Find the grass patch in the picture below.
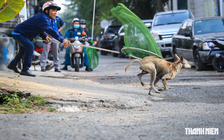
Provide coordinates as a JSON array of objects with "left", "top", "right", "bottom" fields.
[{"left": 0, "top": 89, "right": 56, "bottom": 114}]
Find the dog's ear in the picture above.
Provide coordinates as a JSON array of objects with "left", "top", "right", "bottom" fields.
[
  {"left": 180, "top": 56, "right": 183, "bottom": 61},
  {"left": 175, "top": 54, "right": 180, "bottom": 60}
]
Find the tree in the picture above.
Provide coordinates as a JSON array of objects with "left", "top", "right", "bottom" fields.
[{"left": 0, "top": 0, "right": 25, "bottom": 22}]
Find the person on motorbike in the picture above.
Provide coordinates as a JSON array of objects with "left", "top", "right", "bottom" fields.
[
  {"left": 7, "top": 1, "right": 70, "bottom": 77},
  {"left": 40, "top": 9, "right": 65, "bottom": 72},
  {"left": 80, "top": 19, "right": 89, "bottom": 36},
  {"left": 61, "top": 18, "right": 92, "bottom": 72}
]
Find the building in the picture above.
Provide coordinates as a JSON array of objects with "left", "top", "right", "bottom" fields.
[{"left": 167, "top": 0, "right": 223, "bottom": 17}]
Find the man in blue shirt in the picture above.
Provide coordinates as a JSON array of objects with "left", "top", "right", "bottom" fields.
[
  {"left": 40, "top": 15, "right": 66, "bottom": 72},
  {"left": 7, "top": 1, "right": 70, "bottom": 77},
  {"left": 56, "top": 16, "right": 66, "bottom": 51},
  {"left": 56, "top": 16, "right": 66, "bottom": 36},
  {"left": 61, "top": 18, "right": 92, "bottom": 72}
]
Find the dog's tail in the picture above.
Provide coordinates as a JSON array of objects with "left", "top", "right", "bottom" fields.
[{"left": 125, "top": 59, "right": 142, "bottom": 72}]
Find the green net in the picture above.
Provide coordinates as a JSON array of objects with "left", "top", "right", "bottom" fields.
[
  {"left": 86, "top": 40, "right": 99, "bottom": 69},
  {"left": 111, "top": 3, "right": 163, "bottom": 59}
]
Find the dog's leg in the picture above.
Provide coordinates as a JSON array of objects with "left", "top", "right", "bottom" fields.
[
  {"left": 160, "top": 74, "right": 171, "bottom": 91},
  {"left": 149, "top": 77, "right": 161, "bottom": 94},
  {"left": 154, "top": 77, "right": 160, "bottom": 86},
  {"left": 137, "top": 72, "right": 148, "bottom": 86},
  {"left": 148, "top": 66, "right": 160, "bottom": 95}
]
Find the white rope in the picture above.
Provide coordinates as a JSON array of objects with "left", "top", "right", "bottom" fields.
[
  {"left": 37, "top": 40, "right": 174, "bottom": 60},
  {"left": 37, "top": 39, "right": 120, "bottom": 54},
  {"left": 121, "top": 47, "right": 163, "bottom": 59}
]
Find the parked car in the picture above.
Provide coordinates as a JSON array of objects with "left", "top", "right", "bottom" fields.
[
  {"left": 112, "top": 19, "right": 153, "bottom": 58},
  {"left": 150, "top": 10, "right": 194, "bottom": 58},
  {"left": 142, "top": 19, "right": 153, "bottom": 31},
  {"left": 171, "top": 16, "right": 224, "bottom": 71},
  {"left": 100, "top": 25, "right": 122, "bottom": 55}
]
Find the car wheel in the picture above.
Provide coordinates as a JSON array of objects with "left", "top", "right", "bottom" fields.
[
  {"left": 193, "top": 48, "right": 206, "bottom": 71},
  {"left": 212, "top": 56, "right": 224, "bottom": 72},
  {"left": 118, "top": 41, "right": 126, "bottom": 58},
  {"left": 112, "top": 45, "right": 119, "bottom": 57},
  {"left": 100, "top": 43, "right": 108, "bottom": 55},
  {"left": 119, "top": 49, "right": 126, "bottom": 58},
  {"left": 113, "top": 53, "right": 119, "bottom": 57},
  {"left": 172, "top": 47, "right": 177, "bottom": 62},
  {"left": 101, "top": 50, "right": 108, "bottom": 55}
]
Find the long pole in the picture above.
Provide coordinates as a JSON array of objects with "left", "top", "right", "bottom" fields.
[
  {"left": 91, "top": 0, "right": 96, "bottom": 39},
  {"left": 37, "top": 39, "right": 119, "bottom": 54}
]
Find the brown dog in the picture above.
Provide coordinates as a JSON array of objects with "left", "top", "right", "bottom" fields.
[{"left": 125, "top": 54, "right": 191, "bottom": 95}]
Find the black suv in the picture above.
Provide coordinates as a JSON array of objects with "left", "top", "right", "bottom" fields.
[
  {"left": 171, "top": 16, "right": 224, "bottom": 71},
  {"left": 100, "top": 25, "right": 122, "bottom": 55}
]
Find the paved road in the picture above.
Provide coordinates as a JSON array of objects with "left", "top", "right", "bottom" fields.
[{"left": 0, "top": 51, "right": 224, "bottom": 140}]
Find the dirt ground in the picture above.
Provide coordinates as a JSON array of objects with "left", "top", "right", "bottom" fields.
[{"left": 0, "top": 53, "right": 224, "bottom": 139}]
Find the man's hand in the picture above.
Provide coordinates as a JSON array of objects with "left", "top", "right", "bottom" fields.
[
  {"left": 45, "top": 36, "right": 51, "bottom": 43},
  {"left": 63, "top": 39, "right": 70, "bottom": 48},
  {"left": 58, "top": 27, "right": 63, "bottom": 32},
  {"left": 84, "top": 38, "right": 88, "bottom": 41},
  {"left": 69, "top": 38, "right": 76, "bottom": 41}
]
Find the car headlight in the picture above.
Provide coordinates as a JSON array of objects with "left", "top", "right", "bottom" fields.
[
  {"left": 202, "top": 42, "right": 214, "bottom": 50},
  {"left": 151, "top": 33, "right": 160, "bottom": 41}
]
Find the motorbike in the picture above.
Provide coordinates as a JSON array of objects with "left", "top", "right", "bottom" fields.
[
  {"left": 17, "top": 40, "right": 54, "bottom": 71},
  {"left": 69, "top": 36, "right": 86, "bottom": 72},
  {"left": 33, "top": 40, "right": 53, "bottom": 60},
  {"left": 31, "top": 50, "right": 54, "bottom": 71},
  {"left": 207, "top": 38, "right": 224, "bottom": 72}
]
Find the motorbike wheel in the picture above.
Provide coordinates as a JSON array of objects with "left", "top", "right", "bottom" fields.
[
  {"left": 74, "top": 57, "right": 80, "bottom": 72},
  {"left": 212, "top": 56, "right": 224, "bottom": 72},
  {"left": 193, "top": 49, "right": 206, "bottom": 71}
]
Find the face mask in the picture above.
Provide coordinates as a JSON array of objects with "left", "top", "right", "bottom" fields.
[
  {"left": 74, "top": 25, "right": 80, "bottom": 28},
  {"left": 81, "top": 25, "right": 86, "bottom": 28}
]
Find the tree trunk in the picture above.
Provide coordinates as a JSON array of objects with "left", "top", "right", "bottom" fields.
[{"left": 157, "top": 0, "right": 164, "bottom": 12}]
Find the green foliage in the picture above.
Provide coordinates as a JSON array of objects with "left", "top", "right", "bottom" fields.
[
  {"left": 0, "top": 0, "right": 25, "bottom": 22},
  {"left": 0, "top": 74, "right": 55, "bottom": 114},
  {"left": 63, "top": 0, "right": 168, "bottom": 37},
  {"left": 0, "top": 92, "right": 49, "bottom": 114},
  {"left": 47, "top": 107, "right": 56, "bottom": 112}
]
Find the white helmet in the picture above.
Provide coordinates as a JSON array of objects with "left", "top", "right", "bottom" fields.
[
  {"left": 42, "top": 1, "right": 61, "bottom": 12},
  {"left": 72, "top": 18, "right": 79, "bottom": 23}
]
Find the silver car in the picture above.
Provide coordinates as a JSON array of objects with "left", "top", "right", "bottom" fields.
[{"left": 151, "top": 10, "right": 194, "bottom": 58}]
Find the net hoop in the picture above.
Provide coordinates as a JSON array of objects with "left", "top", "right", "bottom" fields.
[{"left": 121, "top": 47, "right": 163, "bottom": 59}]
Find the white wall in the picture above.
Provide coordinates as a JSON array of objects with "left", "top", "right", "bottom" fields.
[{"left": 19, "top": 0, "right": 27, "bottom": 22}]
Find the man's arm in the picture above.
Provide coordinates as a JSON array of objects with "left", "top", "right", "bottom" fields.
[
  {"left": 58, "top": 22, "right": 66, "bottom": 32},
  {"left": 38, "top": 18, "right": 64, "bottom": 43}
]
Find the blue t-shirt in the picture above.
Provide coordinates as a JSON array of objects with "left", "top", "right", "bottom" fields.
[{"left": 50, "top": 19, "right": 58, "bottom": 32}]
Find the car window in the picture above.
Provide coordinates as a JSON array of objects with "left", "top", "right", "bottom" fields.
[
  {"left": 186, "top": 20, "right": 193, "bottom": 33},
  {"left": 107, "top": 26, "right": 121, "bottom": 33},
  {"left": 153, "top": 12, "right": 191, "bottom": 26},
  {"left": 194, "top": 18, "right": 224, "bottom": 35},
  {"left": 120, "top": 28, "right": 124, "bottom": 33},
  {"left": 144, "top": 22, "right": 152, "bottom": 30},
  {"left": 177, "top": 20, "right": 188, "bottom": 35}
]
